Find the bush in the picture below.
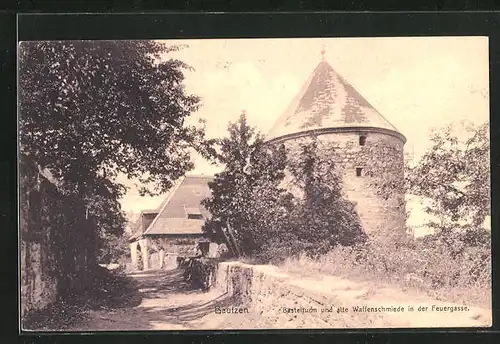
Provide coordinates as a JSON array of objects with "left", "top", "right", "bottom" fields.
[
  {"left": 250, "top": 140, "right": 368, "bottom": 262},
  {"left": 255, "top": 235, "right": 314, "bottom": 264},
  {"left": 280, "top": 227, "right": 491, "bottom": 306}
]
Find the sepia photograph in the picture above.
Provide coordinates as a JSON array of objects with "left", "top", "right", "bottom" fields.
[{"left": 18, "top": 36, "right": 491, "bottom": 331}]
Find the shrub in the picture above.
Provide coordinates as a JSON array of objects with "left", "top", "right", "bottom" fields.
[
  {"left": 204, "top": 119, "right": 367, "bottom": 260},
  {"left": 280, "top": 227, "right": 491, "bottom": 306}
]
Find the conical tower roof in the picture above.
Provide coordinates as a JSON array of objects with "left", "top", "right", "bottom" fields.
[{"left": 266, "top": 59, "right": 405, "bottom": 143}]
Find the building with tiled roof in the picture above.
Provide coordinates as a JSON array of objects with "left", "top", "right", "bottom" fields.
[
  {"left": 129, "top": 175, "right": 214, "bottom": 270},
  {"left": 265, "top": 51, "right": 407, "bottom": 236}
]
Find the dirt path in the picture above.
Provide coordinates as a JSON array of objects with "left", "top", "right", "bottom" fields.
[
  {"left": 65, "top": 266, "right": 491, "bottom": 331},
  {"left": 68, "top": 268, "right": 260, "bottom": 331}
]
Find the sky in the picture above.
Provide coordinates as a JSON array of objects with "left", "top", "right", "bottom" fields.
[{"left": 118, "top": 37, "right": 490, "bottom": 234}]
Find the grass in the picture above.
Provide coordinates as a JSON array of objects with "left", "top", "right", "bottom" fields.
[{"left": 278, "top": 234, "right": 491, "bottom": 309}]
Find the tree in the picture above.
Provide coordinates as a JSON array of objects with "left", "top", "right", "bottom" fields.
[
  {"left": 19, "top": 40, "right": 215, "bottom": 197},
  {"left": 204, "top": 116, "right": 366, "bottom": 261},
  {"left": 287, "top": 139, "right": 367, "bottom": 256},
  {"left": 406, "top": 121, "right": 490, "bottom": 232},
  {"left": 19, "top": 40, "right": 215, "bottom": 258},
  {"left": 244, "top": 140, "right": 293, "bottom": 254},
  {"left": 403, "top": 122, "right": 491, "bottom": 288},
  {"left": 201, "top": 113, "right": 291, "bottom": 256}
]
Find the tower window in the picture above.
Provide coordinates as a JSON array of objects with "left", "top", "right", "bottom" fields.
[
  {"left": 356, "top": 168, "right": 363, "bottom": 177},
  {"left": 187, "top": 213, "right": 203, "bottom": 220},
  {"left": 359, "top": 135, "right": 366, "bottom": 146}
]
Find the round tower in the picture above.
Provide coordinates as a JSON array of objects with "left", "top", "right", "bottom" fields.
[{"left": 265, "top": 53, "right": 407, "bottom": 236}]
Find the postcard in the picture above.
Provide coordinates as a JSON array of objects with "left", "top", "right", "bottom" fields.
[{"left": 19, "top": 36, "right": 491, "bottom": 331}]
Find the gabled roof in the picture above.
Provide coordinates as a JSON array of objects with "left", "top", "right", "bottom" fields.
[
  {"left": 141, "top": 175, "right": 214, "bottom": 237},
  {"left": 266, "top": 59, "right": 405, "bottom": 142}
]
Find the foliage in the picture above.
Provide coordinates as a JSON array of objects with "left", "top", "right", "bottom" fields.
[
  {"left": 19, "top": 40, "right": 214, "bottom": 263},
  {"left": 183, "top": 257, "right": 219, "bottom": 291},
  {"left": 202, "top": 113, "right": 291, "bottom": 256},
  {"left": 286, "top": 139, "right": 367, "bottom": 256},
  {"left": 19, "top": 40, "right": 215, "bottom": 199},
  {"left": 281, "top": 230, "right": 491, "bottom": 307},
  {"left": 406, "top": 121, "right": 490, "bottom": 229},
  {"left": 201, "top": 113, "right": 258, "bottom": 244},
  {"left": 204, "top": 117, "right": 366, "bottom": 261},
  {"left": 19, "top": 155, "right": 97, "bottom": 303},
  {"left": 404, "top": 121, "right": 490, "bottom": 279},
  {"left": 96, "top": 229, "right": 130, "bottom": 265}
]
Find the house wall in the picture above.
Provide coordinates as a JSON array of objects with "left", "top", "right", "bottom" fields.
[
  {"left": 20, "top": 157, "right": 94, "bottom": 322},
  {"left": 130, "top": 236, "right": 206, "bottom": 271},
  {"left": 150, "top": 236, "right": 203, "bottom": 252},
  {"left": 271, "top": 129, "right": 406, "bottom": 236}
]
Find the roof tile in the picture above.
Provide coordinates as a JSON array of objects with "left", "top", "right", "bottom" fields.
[
  {"left": 266, "top": 60, "right": 402, "bottom": 141},
  {"left": 142, "top": 175, "right": 214, "bottom": 236}
]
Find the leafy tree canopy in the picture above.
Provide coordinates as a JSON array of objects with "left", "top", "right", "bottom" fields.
[
  {"left": 19, "top": 40, "right": 215, "bottom": 201},
  {"left": 202, "top": 113, "right": 290, "bottom": 255},
  {"left": 406, "top": 121, "right": 490, "bottom": 230},
  {"left": 287, "top": 139, "right": 367, "bottom": 253}
]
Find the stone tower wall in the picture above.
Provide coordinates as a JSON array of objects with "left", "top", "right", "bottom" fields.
[{"left": 271, "top": 129, "right": 406, "bottom": 237}]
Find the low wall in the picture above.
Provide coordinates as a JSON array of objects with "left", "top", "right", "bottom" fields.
[
  {"left": 207, "top": 261, "right": 491, "bottom": 328},
  {"left": 212, "top": 262, "right": 361, "bottom": 327}
]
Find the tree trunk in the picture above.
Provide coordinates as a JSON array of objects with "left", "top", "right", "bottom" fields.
[{"left": 226, "top": 220, "right": 243, "bottom": 258}]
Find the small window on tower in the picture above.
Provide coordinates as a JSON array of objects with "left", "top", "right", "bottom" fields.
[
  {"left": 359, "top": 135, "right": 366, "bottom": 146},
  {"left": 185, "top": 206, "right": 203, "bottom": 220},
  {"left": 356, "top": 168, "right": 363, "bottom": 177}
]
